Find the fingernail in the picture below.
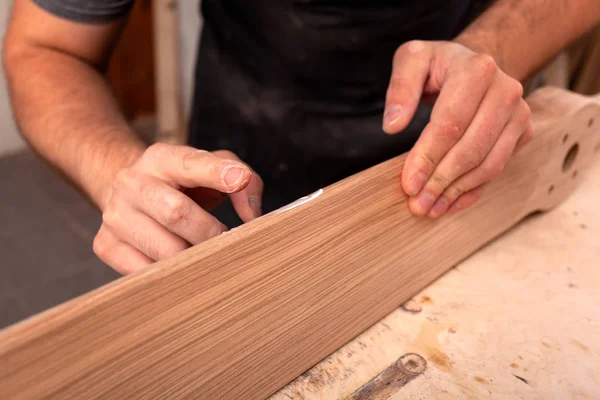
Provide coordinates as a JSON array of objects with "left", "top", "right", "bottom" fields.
[
  {"left": 416, "top": 192, "right": 436, "bottom": 215},
  {"left": 248, "top": 195, "right": 262, "bottom": 218},
  {"left": 407, "top": 172, "right": 427, "bottom": 196},
  {"left": 221, "top": 165, "right": 246, "bottom": 189},
  {"left": 383, "top": 105, "right": 403, "bottom": 129},
  {"left": 429, "top": 196, "right": 448, "bottom": 218}
]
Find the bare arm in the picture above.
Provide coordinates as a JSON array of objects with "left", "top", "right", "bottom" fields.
[
  {"left": 3, "top": 0, "right": 144, "bottom": 209},
  {"left": 455, "top": 0, "right": 600, "bottom": 81},
  {"left": 3, "top": 0, "right": 263, "bottom": 274}
]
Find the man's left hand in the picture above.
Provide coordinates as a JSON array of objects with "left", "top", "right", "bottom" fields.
[{"left": 383, "top": 40, "right": 533, "bottom": 217}]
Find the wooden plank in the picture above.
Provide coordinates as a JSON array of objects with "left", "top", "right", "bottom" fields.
[
  {"left": 274, "top": 155, "right": 600, "bottom": 400},
  {"left": 152, "top": 0, "right": 186, "bottom": 144},
  {"left": 0, "top": 87, "right": 598, "bottom": 399}
]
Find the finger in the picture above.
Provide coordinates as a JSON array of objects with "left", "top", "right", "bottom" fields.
[
  {"left": 124, "top": 175, "right": 228, "bottom": 245},
  {"left": 513, "top": 123, "right": 534, "bottom": 154},
  {"left": 425, "top": 100, "right": 530, "bottom": 218},
  {"left": 213, "top": 150, "right": 265, "bottom": 222},
  {"left": 383, "top": 40, "right": 433, "bottom": 134},
  {"left": 446, "top": 185, "right": 487, "bottom": 215},
  {"left": 402, "top": 54, "right": 497, "bottom": 197},
  {"left": 103, "top": 200, "right": 192, "bottom": 261},
  {"left": 141, "top": 143, "right": 253, "bottom": 193},
  {"left": 230, "top": 175, "right": 264, "bottom": 222},
  {"left": 412, "top": 74, "right": 523, "bottom": 216},
  {"left": 93, "top": 225, "right": 153, "bottom": 275}
]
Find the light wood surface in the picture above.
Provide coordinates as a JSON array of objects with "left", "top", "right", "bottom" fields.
[
  {"left": 274, "top": 148, "right": 600, "bottom": 400},
  {"left": 0, "top": 87, "right": 598, "bottom": 399}
]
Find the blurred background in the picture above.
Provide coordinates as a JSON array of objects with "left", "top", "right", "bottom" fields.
[{"left": 0, "top": 0, "right": 598, "bottom": 330}]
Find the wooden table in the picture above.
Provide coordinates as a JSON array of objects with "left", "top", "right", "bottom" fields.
[{"left": 273, "top": 160, "right": 600, "bottom": 399}]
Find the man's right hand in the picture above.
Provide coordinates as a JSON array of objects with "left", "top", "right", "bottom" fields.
[{"left": 93, "top": 143, "right": 263, "bottom": 275}]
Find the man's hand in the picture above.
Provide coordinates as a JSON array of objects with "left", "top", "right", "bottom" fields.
[
  {"left": 93, "top": 144, "right": 263, "bottom": 274},
  {"left": 383, "top": 40, "right": 533, "bottom": 218}
]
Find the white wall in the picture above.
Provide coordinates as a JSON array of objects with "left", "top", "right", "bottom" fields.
[{"left": 0, "top": 3, "right": 26, "bottom": 157}]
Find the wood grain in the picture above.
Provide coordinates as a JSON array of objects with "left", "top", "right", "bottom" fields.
[
  {"left": 0, "top": 87, "right": 598, "bottom": 399},
  {"left": 275, "top": 149, "right": 600, "bottom": 400}
]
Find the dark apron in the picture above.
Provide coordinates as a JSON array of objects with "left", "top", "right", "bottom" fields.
[{"left": 188, "top": 0, "right": 487, "bottom": 226}]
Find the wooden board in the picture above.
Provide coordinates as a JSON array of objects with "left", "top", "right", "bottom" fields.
[
  {"left": 0, "top": 87, "right": 598, "bottom": 399},
  {"left": 274, "top": 153, "right": 600, "bottom": 400}
]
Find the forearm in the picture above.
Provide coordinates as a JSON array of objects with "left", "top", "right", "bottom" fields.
[
  {"left": 455, "top": 0, "right": 600, "bottom": 81},
  {"left": 4, "top": 47, "right": 145, "bottom": 209}
]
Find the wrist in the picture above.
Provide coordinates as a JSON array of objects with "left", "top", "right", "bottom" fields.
[{"left": 94, "top": 140, "right": 145, "bottom": 211}]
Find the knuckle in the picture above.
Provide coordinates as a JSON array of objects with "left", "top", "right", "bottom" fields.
[
  {"left": 481, "top": 161, "right": 504, "bottom": 179},
  {"left": 472, "top": 54, "right": 497, "bottom": 78},
  {"left": 504, "top": 80, "right": 524, "bottom": 107},
  {"left": 93, "top": 233, "right": 108, "bottom": 259},
  {"left": 415, "top": 152, "right": 436, "bottom": 175},
  {"left": 510, "top": 79, "right": 524, "bottom": 99},
  {"left": 434, "top": 117, "right": 464, "bottom": 142},
  {"left": 475, "top": 119, "right": 496, "bottom": 144},
  {"left": 163, "top": 195, "right": 189, "bottom": 227},
  {"left": 145, "top": 142, "right": 168, "bottom": 158},
  {"left": 102, "top": 206, "right": 120, "bottom": 227},
  {"left": 520, "top": 101, "right": 532, "bottom": 122},
  {"left": 429, "top": 173, "right": 452, "bottom": 192},
  {"left": 445, "top": 184, "right": 465, "bottom": 202},
  {"left": 114, "top": 169, "right": 133, "bottom": 189},
  {"left": 463, "top": 144, "right": 487, "bottom": 170}
]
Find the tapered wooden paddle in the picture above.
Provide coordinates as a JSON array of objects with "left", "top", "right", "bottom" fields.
[{"left": 0, "top": 87, "right": 598, "bottom": 400}]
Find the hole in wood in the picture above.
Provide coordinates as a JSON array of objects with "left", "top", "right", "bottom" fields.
[
  {"left": 548, "top": 185, "right": 554, "bottom": 194},
  {"left": 563, "top": 134, "right": 569, "bottom": 144},
  {"left": 589, "top": 118, "right": 594, "bottom": 128},
  {"left": 572, "top": 170, "right": 578, "bottom": 179},
  {"left": 562, "top": 143, "right": 579, "bottom": 172}
]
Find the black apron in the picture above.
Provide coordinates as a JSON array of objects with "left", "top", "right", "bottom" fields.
[{"left": 188, "top": 0, "right": 488, "bottom": 226}]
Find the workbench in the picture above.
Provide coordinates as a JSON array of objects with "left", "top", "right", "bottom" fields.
[
  {"left": 273, "top": 161, "right": 600, "bottom": 399},
  {"left": 1, "top": 88, "right": 598, "bottom": 400}
]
